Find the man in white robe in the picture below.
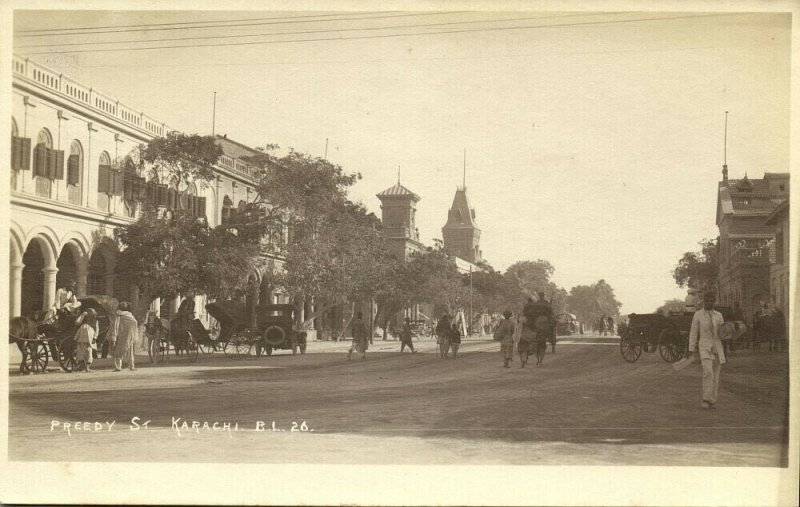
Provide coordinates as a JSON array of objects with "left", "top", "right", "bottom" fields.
[{"left": 687, "top": 292, "right": 726, "bottom": 409}]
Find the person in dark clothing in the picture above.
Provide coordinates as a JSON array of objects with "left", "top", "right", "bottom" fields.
[
  {"left": 348, "top": 312, "right": 369, "bottom": 360},
  {"left": 400, "top": 318, "right": 416, "bottom": 353},
  {"left": 450, "top": 321, "right": 462, "bottom": 358},
  {"left": 435, "top": 314, "right": 452, "bottom": 358}
]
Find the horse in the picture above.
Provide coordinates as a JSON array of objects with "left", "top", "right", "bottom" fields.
[{"left": 9, "top": 316, "right": 39, "bottom": 374}]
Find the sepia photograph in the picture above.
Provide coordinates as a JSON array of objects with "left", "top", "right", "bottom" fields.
[{"left": 1, "top": 0, "right": 797, "bottom": 505}]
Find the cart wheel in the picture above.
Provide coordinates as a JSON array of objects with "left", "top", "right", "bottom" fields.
[
  {"left": 300, "top": 343, "right": 307, "bottom": 354},
  {"left": 58, "top": 338, "right": 77, "bottom": 372},
  {"left": 658, "top": 328, "right": 683, "bottom": 363},
  {"left": 620, "top": 331, "right": 642, "bottom": 363},
  {"left": 27, "top": 342, "right": 50, "bottom": 373},
  {"left": 235, "top": 340, "right": 252, "bottom": 357},
  {"left": 148, "top": 336, "right": 157, "bottom": 363}
]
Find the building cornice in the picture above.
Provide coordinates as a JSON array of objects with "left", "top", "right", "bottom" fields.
[{"left": 11, "top": 192, "right": 135, "bottom": 228}]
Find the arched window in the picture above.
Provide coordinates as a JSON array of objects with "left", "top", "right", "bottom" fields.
[
  {"left": 33, "top": 128, "right": 58, "bottom": 197},
  {"left": 67, "top": 140, "right": 83, "bottom": 205}
]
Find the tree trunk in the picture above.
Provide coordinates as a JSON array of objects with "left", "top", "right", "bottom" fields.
[
  {"left": 336, "top": 301, "right": 356, "bottom": 342},
  {"left": 298, "top": 300, "right": 341, "bottom": 331}
]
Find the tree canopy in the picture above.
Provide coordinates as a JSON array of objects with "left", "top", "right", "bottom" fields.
[
  {"left": 673, "top": 238, "right": 719, "bottom": 292},
  {"left": 566, "top": 279, "right": 623, "bottom": 326}
]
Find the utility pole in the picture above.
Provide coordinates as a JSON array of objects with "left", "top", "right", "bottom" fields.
[
  {"left": 469, "top": 264, "right": 473, "bottom": 337},
  {"left": 212, "top": 92, "right": 216, "bottom": 136},
  {"left": 324, "top": 138, "right": 329, "bottom": 159}
]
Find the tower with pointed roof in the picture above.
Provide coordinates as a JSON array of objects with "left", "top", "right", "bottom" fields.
[
  {"left": 442, "top": 185, "right": 482, "bottom": 263},
  {"left": 376, "top": 181, "right": 423, "bottom": 262}
]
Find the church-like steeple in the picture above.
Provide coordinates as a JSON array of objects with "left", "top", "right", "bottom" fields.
[{"left": 442, "top": 186, "right": 481, "bottom": 263}]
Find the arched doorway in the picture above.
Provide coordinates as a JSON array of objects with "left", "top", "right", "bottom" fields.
[
  {"left": 56, "top": 245, "right": 80, "bottom": 292},
  {"left": 86, "top": 248, "right": 109, "bottom": 295},
  {"left": 21, "top": 240, "right": 45, "bottom": 316}
]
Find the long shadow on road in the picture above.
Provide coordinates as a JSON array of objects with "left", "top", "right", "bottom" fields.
[{"left": 8, "top": 344, "right": 789, "bottom": 465}]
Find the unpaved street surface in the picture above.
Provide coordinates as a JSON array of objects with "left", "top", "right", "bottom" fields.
[{"left": 7, "top": 336, "right": 789, "bottom": 466}]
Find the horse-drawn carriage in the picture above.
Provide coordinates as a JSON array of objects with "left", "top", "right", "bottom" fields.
[
  {"left": 205, "top": 301, "right": 307, "bottom": 357},
  {"left": 145, "top": 299, "right": 210, "bottom": 363},
  {"left": 555, "top": 313, "right": 579, "bottom": 337},
  {"left": 9, "top": 295, "right": 117, "bottom": 374},
  {"left": 620, "top": 306, "right": 737, "bottom": 363}
]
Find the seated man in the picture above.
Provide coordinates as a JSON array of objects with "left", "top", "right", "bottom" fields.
[{"left": 44, "top": 281, "right": 81, "bottom": 323}]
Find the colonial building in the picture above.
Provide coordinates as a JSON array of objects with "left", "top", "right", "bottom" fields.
[
  {"left": 8, "top": 55, "right": 290, "bottom": 327},
  {"left": 716, "top": 167, "right": 789, "bottom": 323},
  {"left": 765, "top": 200, "right": 789, "bottom": 323},
  {"left": 442, "top": 185, "right": 482, "bottom": 264}
]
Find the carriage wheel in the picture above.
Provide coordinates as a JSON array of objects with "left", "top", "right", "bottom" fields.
[
  {"left": 658, "top": 328, "right": 684, "bottom": 363},
  {"left": 27, "top": 342, "right": 50, "bottom": 373},
  {"left": 235, "top": 340, "right": 252, "bottom": 357},
  {"left": 58, "top": 338, "right": 78, "bottom": 372},
  {"left": 619, "top": 331, "right": 642, "bottom": 363}
]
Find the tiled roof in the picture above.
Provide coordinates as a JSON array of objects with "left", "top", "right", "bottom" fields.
[
  {"left": 717, "top": 172, "right": 789, "bottom": 222},
  {"left": 376, "top": 183, "right": 420, "bottom": 201}
]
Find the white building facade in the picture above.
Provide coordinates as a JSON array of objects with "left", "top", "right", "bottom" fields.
[{"left": 9, "top": 55, "right": 289, "bottom": 325}]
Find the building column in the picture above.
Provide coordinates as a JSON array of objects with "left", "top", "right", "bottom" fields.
[
  {"left": 9, "top": 262, "right": 24, "bottom": 317},
  {"left": 42, "top": 267, "right": 58, "bottom": 310}
]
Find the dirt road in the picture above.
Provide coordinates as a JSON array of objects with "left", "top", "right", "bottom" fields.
[{"left": 7, "top": 336, "right": 789, "bottom": 466}]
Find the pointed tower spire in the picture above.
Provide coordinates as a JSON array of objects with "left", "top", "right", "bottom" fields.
[{"left": 722, "top": 111, "right": 729, "bottom": 183}]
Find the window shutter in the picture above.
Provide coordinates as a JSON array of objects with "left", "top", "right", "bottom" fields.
[
  {"left": 135, "top": 177, "right": 147, "bottom": 201},
  {"left": 98, "top": 165, "right": 110, "bottom": 193},
  {"left": 156, "top": 184, "right": 168, "bottom": 206},
  {"left": 11, "top": 137, "right": 21, "bottom": 169},
  {"left": 123, "top": 173, "right": 133, "bottom": 201},
  {"left": 53, "top": 150, "right": 65, "bottom": 180},
  {"left": 20, "top": 138, "right": 31, "bottom": 170},
  {"left": 33, "top": 145, "right": 47, "bottom": 177},
  {"left": 198, "top": 197, "right": 206, "bottom": 218},
  {"left": 113, "top": 170, "right": 124, "bottom": 195},
  {"left": 67, "top": 155, "right": 80, "bottom": 185}
]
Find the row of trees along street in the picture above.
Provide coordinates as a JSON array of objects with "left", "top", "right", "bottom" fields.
[{"left": 114, "top": 134, "right": 623, "bottom": 337}]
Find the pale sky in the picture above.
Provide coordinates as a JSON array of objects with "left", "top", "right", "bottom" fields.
[{"left": 12, "top": 8, "right": 791, "bottom": 314}]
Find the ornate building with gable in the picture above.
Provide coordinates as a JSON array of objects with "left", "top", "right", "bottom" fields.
[
  {"left": 442, "top": 185, "right": 482, "bottom": 265},
  {"left": 716, "top": 167, "right": 789, "bottom": 323}
]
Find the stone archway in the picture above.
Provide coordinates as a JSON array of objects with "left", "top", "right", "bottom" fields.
[
  {"left": 86, "top": 242, "right": 117, "bottom": 297},
  {"left": 56, "top": 244, "right": 80, "bottom": 292},
  {"left": 21, "top": 239, "right": 51, "bottom": 316}
]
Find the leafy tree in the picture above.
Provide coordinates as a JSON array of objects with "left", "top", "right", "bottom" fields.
[
  {"left": 566, "top": 279, "right": 623, "bottom": 328},
  {"left": 505, "top": 260, "right": 555, "bottom": 297},
  {"left": 140, "top": 132, "right": 224, "bottom": 186},
  {"left": 673, "top": 238, "right": 719, "bottom": 293},
  {"left": 115, "top": 206, "right": 260, "bottom": 320}
]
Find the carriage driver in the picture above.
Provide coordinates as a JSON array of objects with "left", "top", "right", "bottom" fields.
[{"left": 44, "top": 280, "right": 81, "bottom": 323}]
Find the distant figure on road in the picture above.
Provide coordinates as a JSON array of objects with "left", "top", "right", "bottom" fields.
[
  {"left": 598, "top": 315, "right": 608, "bottom": 336},
  {"left": 687, "top": 292, "right": 726, "bottom": 409},
  {"left": 494, "top": 310, "right": 516, "bottom": 368},
  {"left": 435, "top": 314, "right": 452, "bottom": 359},
  {"left": 400, "top": 317, "right": 416, "bottom": 353},
  {"left": 450, "top": 321, "right": 462, "bottom": 358},
  {"left": 348, "top": 312, "right": 369, "bottom": 360},
  {"left": 606, "top": 316, "right": 615, "bottom": 336}
]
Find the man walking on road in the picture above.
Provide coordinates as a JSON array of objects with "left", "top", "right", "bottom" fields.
[
  {"left": 108, "top": 302, "right": 139, "bottom": 372},
  {"left": 494, "top": 310, "right": 516, "bottom": 368},
  {"left": 400, "top": 317, "right": 416, "bottom": 353},
  {"left": 348, "top": 312, "right": 369, "bottom": 360},
  {"left": 687, "top": 292, "right": 726, "bottom": 409},
  {"left": 435, "top": 314, "right": 452, "bottom": 359}
]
